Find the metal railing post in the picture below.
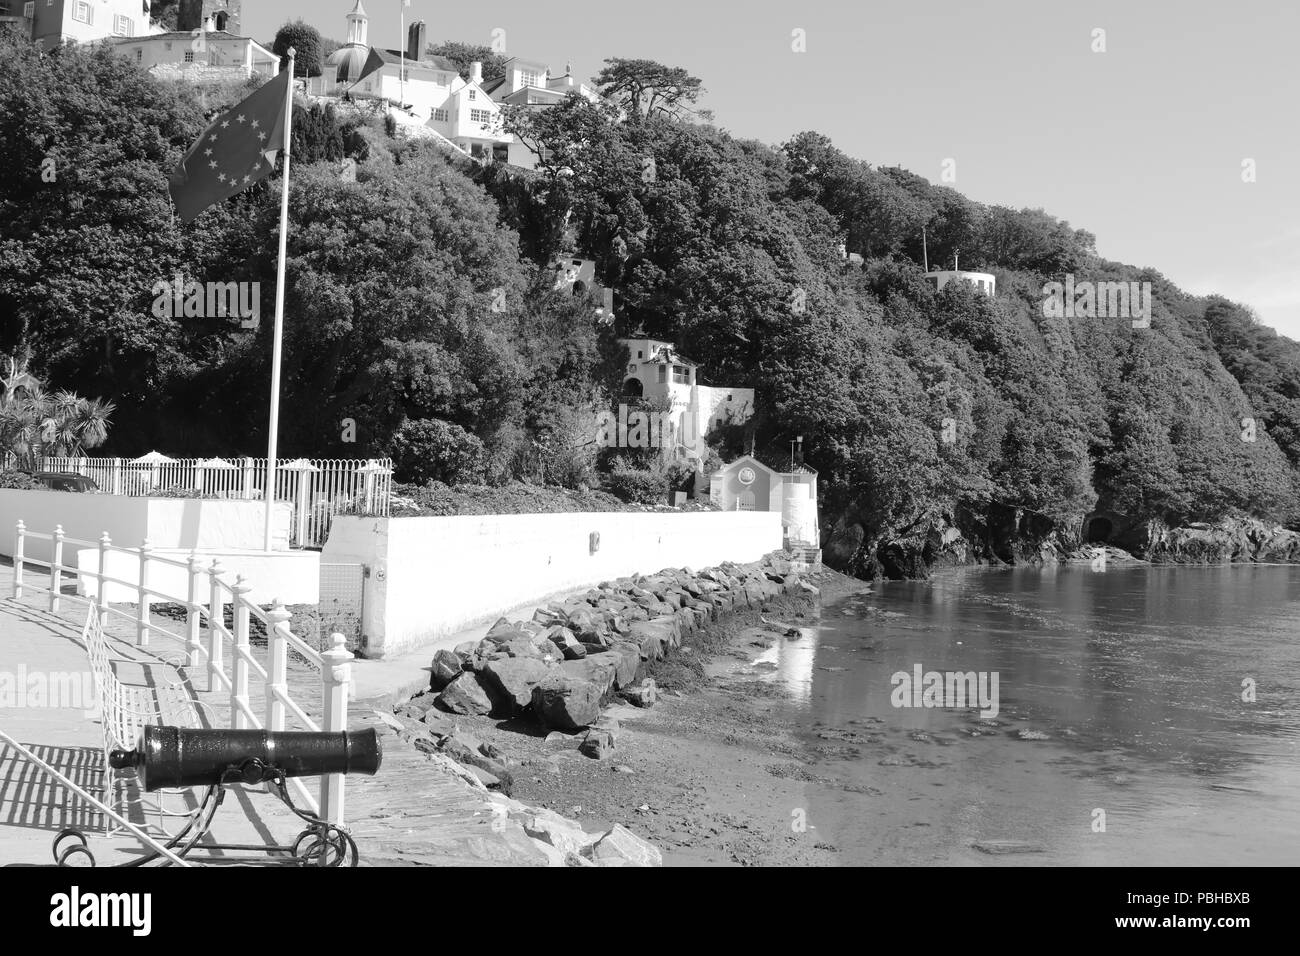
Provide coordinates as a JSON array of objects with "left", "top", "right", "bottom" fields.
[
  {"left": 230, "top": 576, "right": 252, "bottom": 729},
  {"left": 185, "top": 551, "right": 202, "bottom": 671},
  {"left": 207, "top": 560, "right": 225, "bottom": 694},
  {"left": 12, "top": 520, "right": 24, "bottom": 599},
  {"left": 96, "top": 533, "right": 111, "bottom": 627},
  {"left": 320, "top": 632, "right": 353, "bottom": 827},
  {"left": 265, "top": 601, "right": 291, "bottom": 733},
  {"left": 136, "top": 538, "right": 152, "bottom": 646},
  {"left": 49, "top": 525, "right": 64, "bottom": 612}
]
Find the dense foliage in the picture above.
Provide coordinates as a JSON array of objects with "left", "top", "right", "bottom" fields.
[{"left": 3, "top": 32, "right": 1297, "bottom": 573}]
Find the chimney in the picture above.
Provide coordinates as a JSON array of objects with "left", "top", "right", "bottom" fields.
[
  {"left": 177, "top": 0, "right": 204, "bottom": 32},
  {"left": 469, "top": 60, "right": 482, "bottom": 84},
  {"left": 407, "top": 20, "right": 427, "bottom": 62}
]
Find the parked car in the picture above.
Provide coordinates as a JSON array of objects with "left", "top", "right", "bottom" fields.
[{"left": 28, "top": 471, "right": 101, "bottom": 493}]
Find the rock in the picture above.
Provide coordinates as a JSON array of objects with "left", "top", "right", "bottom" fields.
[
  {"left": 436, "top": 672, "right": 496, "bottom": 715},
  {"left": 533, "top": 607, "right": 563, "bottom": 627},
  {"left": 371, "top": 710, "right": 406, "bottom": 734},
  {"left": 560, "top": 655, "right": 618, "bottom": 695},
  {"left": 430, "top": 649, "right": 465, "bottom": 689},
  {"left": 582, "top": 824, "right": 662, "bottom": 867},
  {"left": 482, "top": 657, "right": 553, "bottom": 715},
  {"left": 579, "top": 729, "right": 615, "bottom": 760},
  {"left": 628, "top": 619, "right": 674, "bottom": 661},
  {"left": 454, "top": 640, "right": 480, "bottom": 656},
  {"left": 532, "top": 673, "right": 603, "bottom": 730},
  {"left": 544, "top": 729, "right": 576, "bottom": 745},
  {"left": 421, "top": 709, "right": 460, "bottom": 737},
  {"left": 622, "top": 677, "right": 657, "bottom": 708},
  {"left": 500, "top": 636, "right": 542, "bottom": 659},
  {"left": 521, "top": 810, "right": 597, "bottom": 856},
  {"left": 466, "top": 765, "right": 500, "bottom": 788},
  {"left": 607, "top": 641, "right": 642, "bottom": 689}
]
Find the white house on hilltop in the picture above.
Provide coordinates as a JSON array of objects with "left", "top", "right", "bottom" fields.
[
  {"left": 480, "top": 56, "right": 603, "bottom": 169},
  {"left": 325, "top": 2, "right": 511, "bottom": 161},
  {"left": 111, "top": 21, "right": 278, "bottom": 82},
  {"left": 10, "top": 0, "right": 158, "bottom": 50}
]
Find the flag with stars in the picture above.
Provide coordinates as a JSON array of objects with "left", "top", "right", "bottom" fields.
[{"left": 168, "top": 69, "right": 293, "bottom": 224}]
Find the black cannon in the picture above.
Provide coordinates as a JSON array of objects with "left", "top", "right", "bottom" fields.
[{"left": 109, "top": 726, "right": 383, "bottom": 792}]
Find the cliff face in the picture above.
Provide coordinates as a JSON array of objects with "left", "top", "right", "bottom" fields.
[{"left": 821, "top": 507, "right": 1300, "bottom": 579}]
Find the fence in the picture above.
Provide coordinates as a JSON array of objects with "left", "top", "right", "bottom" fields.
[
  {"left": 39, "top": 456, "right": 393, "bottom": 549},
  {"left": 10, "top": 521, "right": 355, "bottom": 827}
]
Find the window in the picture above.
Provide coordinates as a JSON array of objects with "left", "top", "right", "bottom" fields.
[
  {"left": 672, "top": 364, "right": 690, "bottom": 385},
  {"left": 468, "top": 89, "right": 477, "bottom": 100},
  {"left": 469, "top": 108, "right": 491, "bottom": 124},
  {"left": 657, "top": 366, "right": 667, "bottom": 384},
  {"left": 135, "top": 49, "right": 142, "bottom": 62},
  {"left": 628, "top": 364, "right": 636, "bottom": 373},
  {"left": 23, "top": 2, "right": 34, "bottom": 18},
  {"left": 114, "top": 14, "right": 132, "bottom": 36},
  {"left": 184, "top": 51, "right": 194, "bottom": 62},
  {"left": 71, "top": 0, "right": 90, "bottom": 24},
  {"left": 432, "top": 108, "right": 447, "bottom": 122},
  {"left": 520, "top": 69, "right": 539, "bottom": 88},
  {"left": 637, "top": 351, "right": 643, "bottom": 359}
]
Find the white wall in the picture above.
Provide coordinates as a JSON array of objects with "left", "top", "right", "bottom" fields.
[
  {"left": 75, "top": 547, "right": 319, "bottom": 606},
  {"left": 322, "top": 511, "right": 783, "bottom": 657},
  {"left": 0, "top": 490, "right": 291, "bottom": 565}
]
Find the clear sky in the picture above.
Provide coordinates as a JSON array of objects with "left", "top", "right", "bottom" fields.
[{"left": 247, "top": 0, "right": 1300, "bottom": 339}]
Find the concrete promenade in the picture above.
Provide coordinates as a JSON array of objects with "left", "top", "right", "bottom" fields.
[{"left": 0, "top": 560, "right": 546, "bottom": 867}]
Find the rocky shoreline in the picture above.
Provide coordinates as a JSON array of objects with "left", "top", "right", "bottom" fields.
[{"left": 374, "top": 551, "right": 819, "bottom": 866}]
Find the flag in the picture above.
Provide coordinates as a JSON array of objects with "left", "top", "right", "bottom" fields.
[
  {"left": 348, "top": 47, "right": 386, "bottom": 89},
  {"left": 168, "top": 69, "right": 292, "bottom": 224}
]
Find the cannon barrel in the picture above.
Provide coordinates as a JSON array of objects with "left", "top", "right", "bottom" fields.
[{"left": 109, "top": 726, "right": 382, "bottom": 792}]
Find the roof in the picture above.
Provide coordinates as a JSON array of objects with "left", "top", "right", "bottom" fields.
[
  {"left": 115, "top": 30, "right": 246, "bottom": 42},
  {"left": 376, "top": 49, "right": 459, "bottom": 72}
]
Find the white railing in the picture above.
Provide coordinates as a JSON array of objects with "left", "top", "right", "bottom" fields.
[
  {"left": 38, "top": 456, "right": 394, "bottom": 549},
  {"left": 10, "top": 521, "right": 355, "bottom": 826}
]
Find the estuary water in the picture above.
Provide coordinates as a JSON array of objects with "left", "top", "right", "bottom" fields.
[{"left": 763, "top": 565, "right": 1300, "bottom": 865}]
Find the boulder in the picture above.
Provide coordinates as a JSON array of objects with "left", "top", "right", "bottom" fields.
[
  {"left": 580, "top": 729, "right": 615, "bottom": 760},
  {"left": 482, "top": 657, "right": 554, "bottom": 715},
  {"left": 622, "top": 677, "right": 657, "bottom": 708},
  {"left": 561, "top": 655, "right": 618, "bottom": 695},
  {"left": 522, "top": 810, "right": 597, "bottom": 857},
  {"left": 436, "top": 672, "right": 496, "bottom": 715},
  {"left": 484, "top": 617, "right": 530, "bottom": 644},
  {"left": 606, "top": 641, "right": 642, "bottom": 689},
  {"left": 430, "top": 649, "right": 465, "bottom": 690},
  {"left": 532, "top": 673, "right": 604, "bottom": 730},
  {"left": 500, "top": 637, "right": 542, "bottom": 659},
  {"left": 582, "top": 824, "right": 662, "bottom": 867}
]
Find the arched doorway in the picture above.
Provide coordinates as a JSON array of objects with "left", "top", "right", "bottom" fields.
[
  {"left": 1085, "top": 516, "right": 1113, "bottom": 543},
  {"left": 623, "top": 378, "right": 643, "bottom": 398}
]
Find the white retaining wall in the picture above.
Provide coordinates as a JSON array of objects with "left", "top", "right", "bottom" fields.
[
  {"left": 0, "top": 490, "right": 292, "bottom": 564},
  {"left": 322, "top": 511, "right": 784, "bottom": 658}
]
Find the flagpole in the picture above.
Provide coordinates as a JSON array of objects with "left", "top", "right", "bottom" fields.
[{"left": 264, "top": 48, "right": 295, "bottom": 553}]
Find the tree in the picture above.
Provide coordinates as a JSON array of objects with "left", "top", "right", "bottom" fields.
[
  {"left": 428, "top": 42, "right": 507, "bottom": 84},
  {"left": 593, "top": 58, "right": 709, "bottom": 121},
  {"left": 0, "top": 356, "right": 115, "bottom": 470},
  {"left": 273, "top": 20, "right": 323, "bottom": 78}
]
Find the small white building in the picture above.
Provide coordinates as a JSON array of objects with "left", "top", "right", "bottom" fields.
[
  {"left": 111, "top": 22, "right": 278, "bottom": 81},
  {"left": 19, "top": 0, "right": 157, "bottom": 50},
  {"left": 709, "top": 455, "right": 819, "bottom": 550},
  {"left": 619, "top": 336, "right": 754, "bottom": 471},
  {"left": 925, "top": 270, "right": 996, "bottom": 296}
]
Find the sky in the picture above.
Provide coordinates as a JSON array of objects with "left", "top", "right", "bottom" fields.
[{"left": 246, "top": 0, "right": 1300, "bottom": 339}]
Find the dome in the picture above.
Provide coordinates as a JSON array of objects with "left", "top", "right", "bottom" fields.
[{"left": 328, "top": 44, "right": 371, "bottom": 85}]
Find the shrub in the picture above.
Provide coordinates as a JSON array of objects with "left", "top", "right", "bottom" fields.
[
  {"left": 605, "top": 457, "right": 669, "bottom": 504},
  {"left": 0, "top": 470, "right": 39, "bottom": 489},
  {"left": 387, "top": 418, "right": 488, "bottom": 486}
]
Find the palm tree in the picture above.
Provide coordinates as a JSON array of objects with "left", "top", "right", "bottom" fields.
[{"left": 0, "top": 354, "right": 115, "bottom": 471}]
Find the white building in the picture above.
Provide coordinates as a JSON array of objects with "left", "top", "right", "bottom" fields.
[
  {"left": 925, "top": 270, "right": 996, "bottom": 296},
  {"left": 481, "top": 56, "right": 602, "bottom": 169},
  {"left": 709, "top": 455, "right": 819, "bottom": 552},
  {"left": 18, "top": 0, "right": 157, "bottom": 50},
  {"left": 111, "top": 21, "right": 278, "bottom": 81},
  {"left": 619, "top": 335, "right": 754, "bottom": 471},
  {"left": 324, "top": 4, "right": 511, "bottom": 161}
]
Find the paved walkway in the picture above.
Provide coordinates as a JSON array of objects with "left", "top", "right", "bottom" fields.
[{"left": 0, "top": 561, "right": 553, "bottom": 867}]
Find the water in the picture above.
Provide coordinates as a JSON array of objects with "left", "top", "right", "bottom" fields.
[{"left": 760, "top": 565, "right": 1300, "bottom": 865}]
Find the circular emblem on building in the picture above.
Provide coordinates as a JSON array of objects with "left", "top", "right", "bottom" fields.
[{"left": 738, "top": 466, "right": 756, "bottom": 486}]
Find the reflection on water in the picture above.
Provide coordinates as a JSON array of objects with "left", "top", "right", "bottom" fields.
[{"left": 760, "top": 565, "right": 1300, "bottom": 865}]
